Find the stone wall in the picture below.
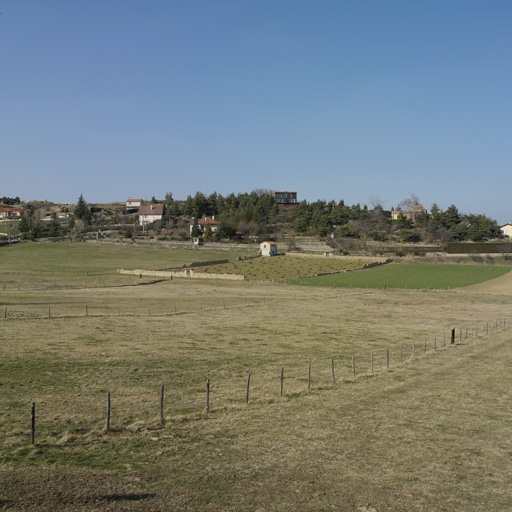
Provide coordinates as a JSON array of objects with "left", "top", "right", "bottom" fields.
[{"left": 119, "top": 269, "right": 245, "bottom": 281}]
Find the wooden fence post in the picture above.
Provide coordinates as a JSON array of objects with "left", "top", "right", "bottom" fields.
[
  {"left": 246, "top": 374, "right": 251, "bottom": 403},
  {"left": 352, "top": 356, "right": 356, "bottom": 378},
  {"left": 331, "top": 359, "right": 335, "bottom": 385},
  {"left": 206, "top": 379, "right": 210, "bottom": 413},
  {"left": 451, "top": 327, "right": 455, "bottom": 344},
  {"left": 31, "top": 402, "right": 35, "bottom": 445},
  {"left": 160, "top": 384, "right": 164, "bottom": 423},
  {"left": 386, "top": 349, "right": 390, "bottom": 369},
  {"left": 280, "top": 368, "right": 284, "bottom": 396},
  {"left": 106, "top": 391, "right": 111, "bottom": 433}
]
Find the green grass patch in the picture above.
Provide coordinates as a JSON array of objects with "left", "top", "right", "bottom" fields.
[{"left": 288, "top": 263, "right": 511, "bottom": 289}]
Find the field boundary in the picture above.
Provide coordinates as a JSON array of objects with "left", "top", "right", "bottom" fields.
[
  {"left": 8, "top": 313, "right": 510, "bottom": 448},
  {"left": 119, "top": 268, "right": 245, "bottom": 281}
]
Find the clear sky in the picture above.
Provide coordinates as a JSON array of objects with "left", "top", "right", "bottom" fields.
[{"left": 1, "top": 1, "right": 511, "bottom": 222}]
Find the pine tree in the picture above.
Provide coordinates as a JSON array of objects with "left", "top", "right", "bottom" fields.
[{"left": 74, "top": 194, "right": 90, "bottom": 223}]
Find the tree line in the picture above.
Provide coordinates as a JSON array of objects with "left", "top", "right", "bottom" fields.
[{"left": 11, "top": 191, "right": 504, "bottom": 244}]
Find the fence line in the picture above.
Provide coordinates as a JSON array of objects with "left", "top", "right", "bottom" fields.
[
  {"left": 15, "top": 316, "right": 512, "bottom": 446},
  {"left": 1, "top": 296, "right": 279, "bottom": 321}
]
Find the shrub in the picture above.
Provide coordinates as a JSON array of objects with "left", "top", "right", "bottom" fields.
[{"left": 400, "top": 230, "right": 421, "bottom": 243}]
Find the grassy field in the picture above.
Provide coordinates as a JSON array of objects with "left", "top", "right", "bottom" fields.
[
  {"left": 289, "top": 262, "right": 512, "bottom": 289},
  {"left": 0, "top": 241, "right": 255, "bottom": 288},
  {"left": 2, "top": 242, "right": 512, "bottom": 511},
  {"left": 192, "top": 254, "right": 383, "bottom": 281}
]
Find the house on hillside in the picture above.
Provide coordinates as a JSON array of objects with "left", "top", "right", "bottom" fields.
[
  {"left": 391, "top": 204, "right": 427, "bottom": 221},
  {"left": 189, "top": 216, "right": 221, "bottom": 235},
  {"left": 259, "top": 241, "right": 277, "bottom": 257},
  {"left": 272, "top": 191, "right": 297, "bottom": 208},
  {"left": 138, "top": 204, "right": 163, "bottom": 226},
  {"left": 501, "top": 223, "right": 512, "bottom": 238},
  {"left": 126, "top": 198, "right": 143, "bottom": 213},
  {"left": 0, "top": 205, "right": 23, "bottom": 219}
]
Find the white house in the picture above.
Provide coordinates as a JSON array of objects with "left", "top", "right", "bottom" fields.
[
  {"left": 501, "top": 223, "right": 512, "bottom": 238},
  {"left": 259, "top": 241, "right": 277, "bottom": 257},
  {"left": 190, "top": 216, "right": 221, "bottom": 235},
  {"left": 138, "top": 204, "right": 163, "bottom": 226}
]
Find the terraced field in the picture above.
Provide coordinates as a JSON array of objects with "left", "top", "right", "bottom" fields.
[{"left": 192, "top": 254, "right": 383, "bottom": 280}]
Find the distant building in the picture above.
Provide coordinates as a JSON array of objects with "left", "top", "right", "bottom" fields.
[
  {"left": 126, "top": 198, "right": 143, "bottom": 213},
  {"left": 272, "top": 191, "right": 297, "bottom": 208},
  {"left": 0, "top": 205, "right": 23, "bottom": 219},
  {"left": 190, "top": 216, "right": 221, "bottom": 235},
  {"left": 391, "top": 204, "right": 427, "bottom": 221},
  {"left": 138, "top": 204, "right": 163, "bottom": 226},
  {"left": 501, "top": 223, "right": 512, "bottom": 238},
  {"left": 259, "top": 241, "right": 277, "bottom": 257}
]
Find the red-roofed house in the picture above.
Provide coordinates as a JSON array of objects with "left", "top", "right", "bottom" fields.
[
  {"left": 138, "top": 204, "right": 163, "bottom": 226},
  {"left": 126, "top": 198, "right": 143, "bottom": 213},
  {"left": 0, "top": 206, "right": 23, "bottom": 219},
  {"left": 190, "top": 216, "right": 220, "bottom": 235}
]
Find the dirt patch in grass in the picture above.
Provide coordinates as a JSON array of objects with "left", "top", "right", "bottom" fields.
[{"left": 0, "top": 467, "right": 158, "bottom": 511}]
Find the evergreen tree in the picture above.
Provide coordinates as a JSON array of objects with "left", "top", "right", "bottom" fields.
[
  {"left": 48, "top": 213, "right": 61, "bottom": 236},
  {"left": 74, "top": 194, "right": 90, "bottom": 223},
  {"left": 441, "top": 205, "right": 460, "bottom": 229},
  {"left": 19, "top": 210, "right": 41, "bottom": 240},
  {"left": 190, "top": 219, "right": 202, "bottom": 238}
]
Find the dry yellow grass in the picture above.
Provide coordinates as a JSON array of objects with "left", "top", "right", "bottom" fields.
[
  {"left": 464, "top": 268, "right": 512, "bottom": 294},
  {"left": 2, "top": 251, "right": 512, "bottom": 510}
]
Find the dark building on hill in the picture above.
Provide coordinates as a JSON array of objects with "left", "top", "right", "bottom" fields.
[{"left": 272, "top": 191, "right": 297, "bottom": 208}]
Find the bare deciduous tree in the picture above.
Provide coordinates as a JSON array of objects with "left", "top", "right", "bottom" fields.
[{"left": 398, "top": 193, "right": 421, "bottom": 211}]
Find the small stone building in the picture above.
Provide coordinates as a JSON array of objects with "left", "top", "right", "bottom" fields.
[{"left": 259, "top": 241, "right": 277, "bottom": 257}]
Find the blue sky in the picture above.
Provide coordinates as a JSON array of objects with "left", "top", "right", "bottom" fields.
[{"left": 1, "top": 1, "right": 511, "bottom": 222}]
